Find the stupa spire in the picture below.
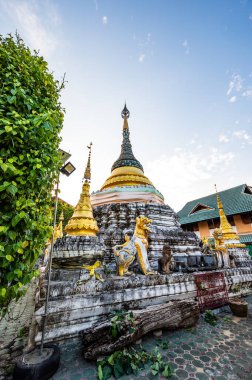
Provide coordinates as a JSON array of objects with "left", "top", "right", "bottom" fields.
[
  {"left": 111, "top": 104, "right": 144, "bottom": 172},
  {"left": 83, "top": 142, "right": 92, "bottom": 181},
  {"left": 65, "top": 145, "right": 99, "bottom": 236}
]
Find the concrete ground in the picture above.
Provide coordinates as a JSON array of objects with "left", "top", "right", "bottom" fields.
[{"left": 51, "top": 296, "right": 252, "bottom": 380}]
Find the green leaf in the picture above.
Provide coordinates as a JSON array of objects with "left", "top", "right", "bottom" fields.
[
  {"left": 102, "top": 365, "right": 112, "bottom": 380},
  {"left": 14, "top": 269, "right": 22, "bottom": 278},
  {"left": 0, "top": 226, "right": 8, "bottom": 233},
  {"left": 7, "top": 184, "right": 18, "bottom": 196},
  {"left": 114, "top": 360, "right": 124, "bottom": 379},
  {"left": 1, "top": 163, "right": 8, "bottom": 172},
  {"left": 6, "top": 254, "right": 14, "bottom": 262},
  {"left": 0, "top": 288, "right": 7, "bottom": 297},
  {"left": 5, "top": 125, "right": 12, "bottom": 132},
  {"left": 162, "top": 364, "right": 172, "bottom": 378},
  {"left": 97, "top": 365, "right": 103, "bottom": 380}
]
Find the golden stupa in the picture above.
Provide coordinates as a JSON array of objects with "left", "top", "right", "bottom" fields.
[
  {"left": 215, "top": 185, "right": 245, "bottom": 248},
  {"left": 65, "top": 144, "right": 99, "bottom": 236}
]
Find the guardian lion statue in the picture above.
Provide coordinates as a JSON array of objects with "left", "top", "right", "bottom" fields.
[
  {"left": 212, "top": 228, "right": 230, "bottom": 268},
  {"left": 113, "top": 215, "right": 156, "bottom": 276}
]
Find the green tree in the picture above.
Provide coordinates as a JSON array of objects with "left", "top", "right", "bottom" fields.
[
  {"left": 52, "top": 197, "right": 74, "bottom": 233},
  {"left": 0, "top": 34, "right": 64, "bottom": 312}
]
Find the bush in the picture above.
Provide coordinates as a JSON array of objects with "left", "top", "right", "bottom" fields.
[{"left": 0, "top": 34, "right": 64, "bottom": 312}]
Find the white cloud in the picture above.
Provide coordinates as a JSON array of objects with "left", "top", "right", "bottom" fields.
[
  {"left": 249, "top": 13, "right": 252, "bottom": 20},
  {"left": 229, "top": 96, "right": 237, "bottom": 103},
  {"left": 226, "top": 72, "right": 252, "bottom": 102},
  {"left": 182, "top": 39, "right": 190, "bottom": 54},
  {"left": 138, "top": 54, "right": 145, "bottom": 63},
  {"left": 0, "top": 0, "right": 60, "bottom": 57},
  {"left": 233, "top": 130, "right": 251, "bottom": 143},
  {"left": 102, "top": 16, "right": 108, "bottom": 25},
  {"left": 219, "top": 134, "right": 229, "bottom": 143},
  {"left": 226, "top": 74, "right": 243, "bottom": 97},
  {"left": 242, "top": 89, "right": 252, "bottom": 98},
  {"left": 146, "top": 147, "right": 235, "bottom": 210}
]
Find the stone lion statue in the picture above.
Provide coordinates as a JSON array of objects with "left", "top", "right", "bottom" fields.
[
  {"left": 158, "top": 244, "right": 172, "bottom": 274},
  {"left": 113, "top": 215, "right": 156, "bottom": 276},
  {"left": 212, "top": 228, "right": 230, "bottom": 268},
  {"left": 213, "top": 228, "right": 226, "bottom": 250}
]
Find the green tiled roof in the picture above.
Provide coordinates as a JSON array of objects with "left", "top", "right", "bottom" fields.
[
  {"left": 178, "top": 184, "right": 252, "bottom": 225},
  {"left": 239, "top": 234, "right": 252, "bottom": 244}
]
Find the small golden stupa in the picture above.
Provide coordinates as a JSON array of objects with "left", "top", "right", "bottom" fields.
[
  {"left": 215, "top": 185, "right": 245, "bottom": 248},
  {"left": 65, "top": 144, "right": 99, "bottom": 236}
]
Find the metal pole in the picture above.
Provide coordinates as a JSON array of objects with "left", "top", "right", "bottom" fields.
[{"left": 40, "top": 172, "right": 60, "bottom": 354}]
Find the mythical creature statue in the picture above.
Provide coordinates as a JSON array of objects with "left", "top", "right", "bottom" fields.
[
  {"left": 158, "top": 244, "right": 172, "bottom": 274},
  {"left": 213, "top": 228, "right": 225, "bottom": 250},
  {"left": 113, "top": 215, "right": 156, "bottom": 276},
  {"left": 201, "top": 236, "right": 211, "bottom": 255},
  {"left": 212, "top": 228, "right": 230, "bottom": 268}
]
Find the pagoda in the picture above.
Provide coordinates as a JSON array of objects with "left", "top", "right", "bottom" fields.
[
  {"left": 53, "top": 145, "right": 104, "bottom": 268},
  {"left": 91, "top": 105, "right": 201, "bottom": 266}
]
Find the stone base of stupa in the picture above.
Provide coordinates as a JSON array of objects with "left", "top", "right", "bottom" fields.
[
  {"left": 52, "top": 235, "right": 105, "bottom": 268},
  {"left": 93, "top": 202, "right": 202, "bottom": 268},
  {"left": 33, "top": 267, "right": 252, "bottom": 345},
  {"left": 230, "top": 247, "right": 252, "bottom": 267}
]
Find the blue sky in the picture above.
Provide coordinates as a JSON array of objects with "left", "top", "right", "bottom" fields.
[{"left": 1, "top": 0, "right": 252, "bottom": 210}]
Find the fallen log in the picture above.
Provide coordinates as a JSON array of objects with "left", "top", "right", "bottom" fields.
[{"left": 81, "top": 299, "right": 199, "bottom": 359}]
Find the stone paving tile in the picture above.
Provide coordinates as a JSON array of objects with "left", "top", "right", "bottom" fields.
[{"left": 51, "top": 295, "right": 252, "bottom": 380}]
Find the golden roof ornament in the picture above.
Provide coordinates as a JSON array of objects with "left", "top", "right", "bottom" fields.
[
  {"left": 214, "top": 184, "right": 245, "bottom": 248},
  {"left": 65, "top": 144, "right": 99, "bottom": 236}
]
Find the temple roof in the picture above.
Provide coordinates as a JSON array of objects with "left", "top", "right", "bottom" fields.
[
  {"left": 111, "top": 104, "right": 144, "bottom": 172},
  {"left": 178, "top": 184, "right": 252, "bottom": 225}
]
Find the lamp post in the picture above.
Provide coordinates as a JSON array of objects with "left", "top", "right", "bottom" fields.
[{"left": 40, "top": 150, "right": 75, "bottom": 354}]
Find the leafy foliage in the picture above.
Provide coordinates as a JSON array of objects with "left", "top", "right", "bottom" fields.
[
  {"left": 110, "top": 310, "right": 135, "bottom": 339},
  {"left": 0, "top": 34, "right": 64, "bottom": 312},
  {"left": 97, "top": 346, "right": 172, "bottom": 380},
  {"left": 52, "top": 197, "right": 74, "bottom": 233},
  {"left": 203, "top": 310, "right": 218, "bottom": 326}
]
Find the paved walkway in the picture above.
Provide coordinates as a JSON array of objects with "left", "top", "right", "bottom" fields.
[{"left": 52, "top": 296, "right": 252, "bottom": 380}]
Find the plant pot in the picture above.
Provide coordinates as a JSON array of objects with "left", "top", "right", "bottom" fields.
[
  {"left": 13, "top": 344, "right": 60, "bottom": 380},
  {"left": 229, "top": 298, "right": 248, "bottom": 318}
]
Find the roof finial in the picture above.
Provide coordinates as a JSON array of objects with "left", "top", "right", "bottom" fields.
[
  {"left": 83, "top": 142, "right": 92, "bottom": 182},
  {"left": 121, "top": 103, "right": 130, "bottom": 119}
]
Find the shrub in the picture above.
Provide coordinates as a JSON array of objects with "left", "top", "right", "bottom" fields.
[{"left": 0, "top": 34, "right": 64, "bottom": 312}]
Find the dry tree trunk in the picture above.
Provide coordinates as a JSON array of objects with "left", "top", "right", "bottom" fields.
[{"left": 81, "top": 300, "right": 199, "bottom": 359}]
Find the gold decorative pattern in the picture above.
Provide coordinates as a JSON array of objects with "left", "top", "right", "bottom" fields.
[{"left": 101, "top": 166, "right": 154, "bottom": 190}]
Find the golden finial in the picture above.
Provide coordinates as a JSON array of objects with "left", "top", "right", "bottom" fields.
[
  {"left": 214, "top": 184, "right": 223, "bottom": 211},
  {"left": 121, "top": 103, "right": 130, "bottom": 130},
  {"left": 83, "top": 142, "right": 92, "bottom": 182}
]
